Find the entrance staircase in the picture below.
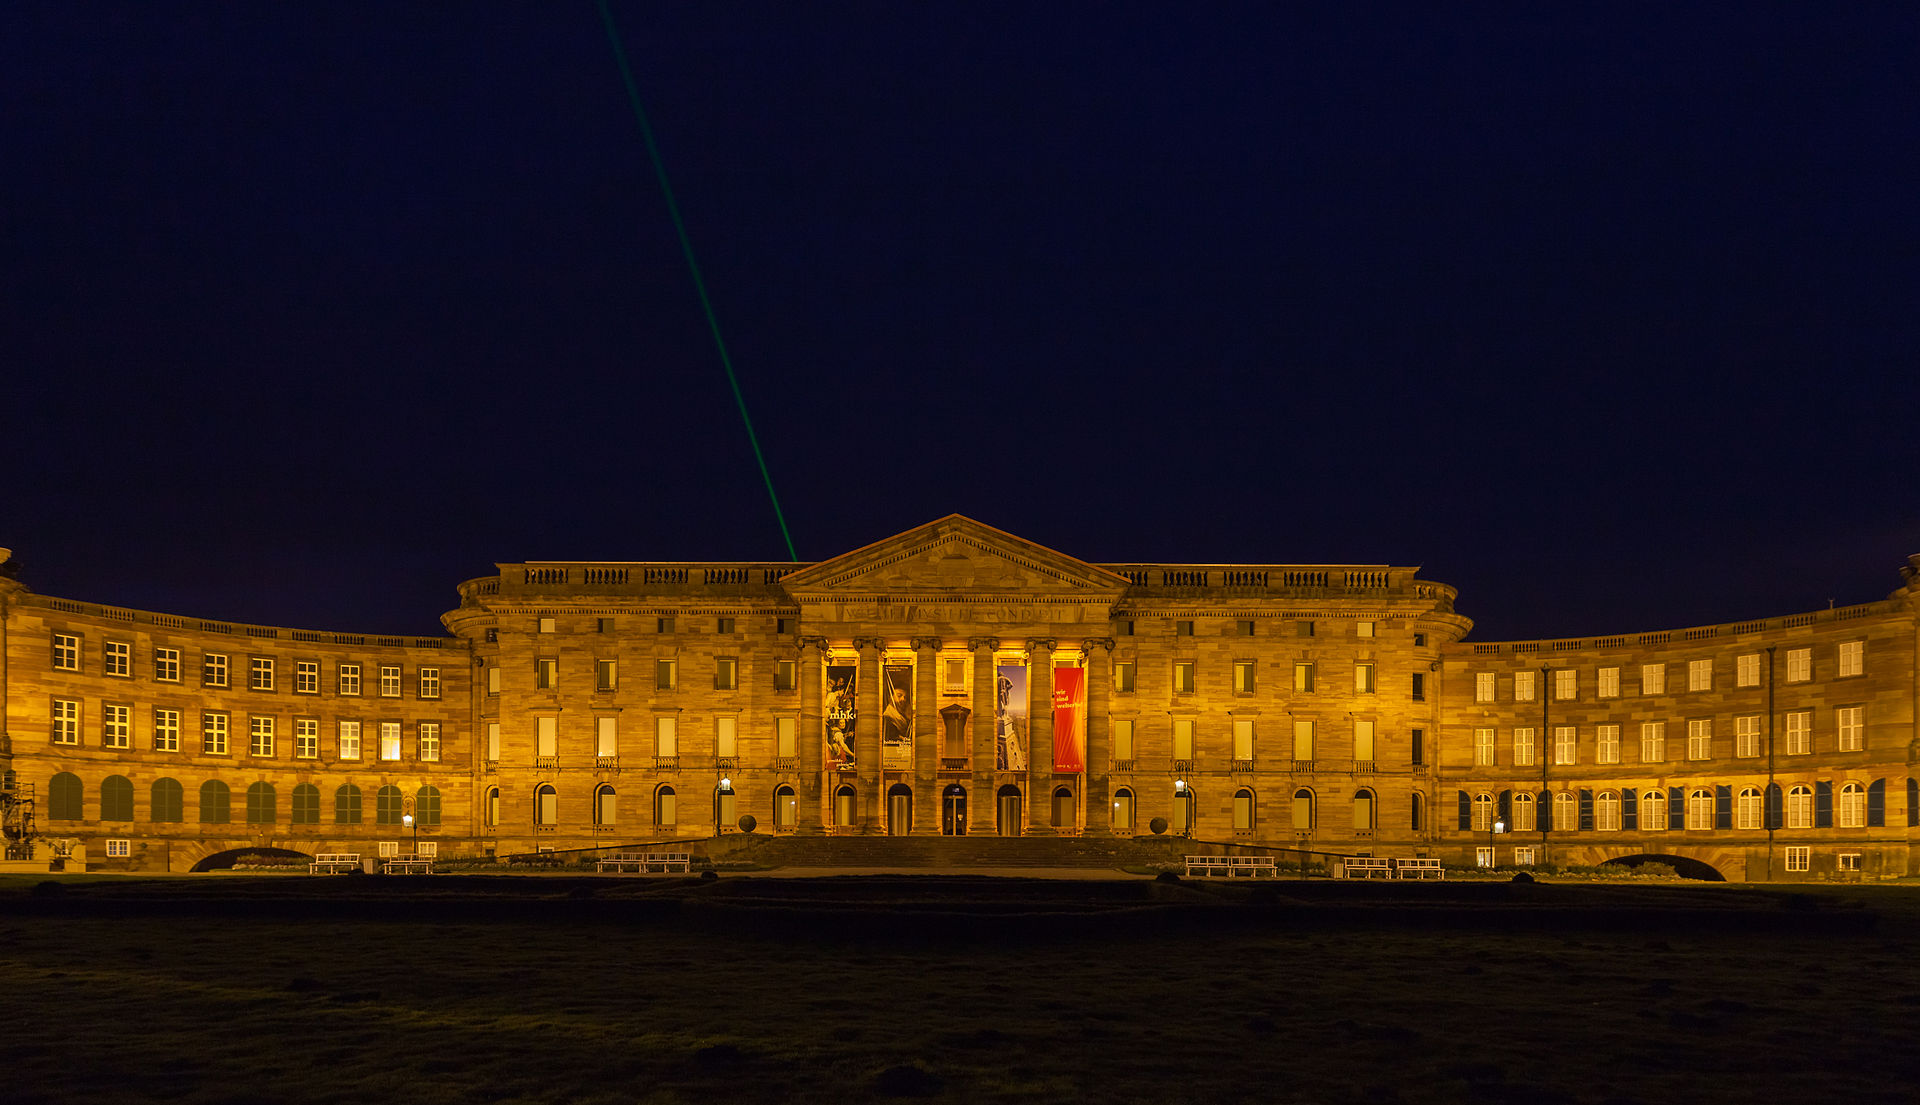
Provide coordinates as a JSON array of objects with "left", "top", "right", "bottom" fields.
[{"left": 708, "top": 832, "right": 1200, "bottom": 870}]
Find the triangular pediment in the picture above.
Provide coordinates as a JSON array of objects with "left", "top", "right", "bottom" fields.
[{"left": 779, "top": 515, "right": 1131, "bottom": 596}]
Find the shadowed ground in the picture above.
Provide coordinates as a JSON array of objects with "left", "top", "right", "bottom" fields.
[{"left": 1, "top": 875, "right": 1915, "bottom": 1104}]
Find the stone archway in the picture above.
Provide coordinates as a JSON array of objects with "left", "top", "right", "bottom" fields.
[
  {"left": 1599, "top": 852, "right": 1726, "bottom": 882},
  {"left": 188, "top": 845, "right": 315, "bottom": 873}
]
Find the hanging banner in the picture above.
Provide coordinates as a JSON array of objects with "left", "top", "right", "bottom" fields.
[
  {"left": 1052, "top": 666, "right": 1086, "bottom": 773},
  {"left": 995, "top": 663, "right": 1028, "bottom": 772},
  {"left": 882, "top": 662, "right": 914, "bottom": 770},
  {"left": 825, "top": 663, "right": 858, "bottom": 770}
]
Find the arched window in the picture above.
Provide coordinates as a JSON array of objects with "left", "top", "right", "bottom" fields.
[
  {"left": 1291, "top": 788, "right": 1314, "bottom": 832},
  {"left": 1050, "top": 785, "right": 1074, "bottom": 830},
  {"left": 774, "top": 784, "right": 796, "bottom": 830},
  {"left": 833, "top": 784, "right": 855, "bottom": 829},
  {"left": 150, "top": 778, "right": 184, "bottom": 823},
  {"left": 1687, "top": 788, "right": 1713, "bottom": 830},
  {"left": 1554, "top": 791, "right": 1578, "bottom": 829},
  {"left": 995, "top": 784, "right": 1020, "bottom": 837},
  {"left": 1233, "top": 787, "right": 1257, "bottom": 831},
  {"left": 416, "top": 786, "right": 442, "bottom": 828},
  {"left": 1351, "top": 788, "right": 1373, "bottom": 832},
  {"left": 719, "top": 782, "right": 739, "bottom": 831},
  {"left": 1595, "top": 791, "right": 1621, "bottom": 831},
  {"left": 246, "top": 782, "right": 276, "bottom": 825},
  {"left": 1471, "top": 792, "right": 1494, "bottom": 832},
  {"left": 48, "top": 772, "right": 83, "bottom": 821},
  {"left": 1786, "top": 784, "right": 1814, "bottom": 829},
  {"left": 653, "top": 784, "right": 675, "bottom": 827},
  {"left": 538, "top": 784, "right": 561, "bottom": 826},
  {"left": 100, "top": 775, "right": 134, "bottom": 822},
  {"left": 1112, "top": 787, "right": 1135, "bottom": 831},
  {"left": 375, "top": 785, "right": 404, "bottom": 826},
  {"left": 291, "top": 784, "right": 320, "bottom": 825},
  {"left": 1639, "top": 789, "right": 1665, "bottom": 832},
  {"left": 335, "top": 784, "right": 363, "bottom": 825},
  {"left": 1409, "top": 791, "right": 1424, "bottom": 832},
  {"left": 1736, "top": 786, "right": 1763, "bottom": 830},
  {"left": 1837, "top": 782, "right": 1865, "bottom": 827},
  {"left": 1171, "top": 783, "right": 1194, "bottom": 834},
  {"left": 484, "top": 786, "right": 500, "bottom": 828},
  {"left": 594, "top": 784, "right": 617, "bottom": 827},
  {"left": 1511, "top": 791, "right": 1535, "bottom": 832},
  {"left": 200, "top": 780, "right": 231, "bottom": 824}
]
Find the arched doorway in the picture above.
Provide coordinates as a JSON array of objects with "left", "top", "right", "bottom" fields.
[
  {"left": 887, "top": 784, "right": 912, "bottom": 836},
  {"left": 996, "top": 784, "right": 1022, "bottom": 837},
  {"left": 715, "top": 781, "right": 736, "bottom": 832},
  {"left": 774, "top": 784, "right": 797, "bottom": 831},
  {"left": 1051, "top": 785, "right": 1075, "bottom": 830},
  {"left": 1112, "top": 787, "right": 1135, "bottom": 832},
  {"left": 833, "top": 784, "right": 857, "bottom": 829},
  {"left": 942, "top": 784, "right": 967, "bottom": 836},
  {"left": 1172, "top": 782, "right": 1194, "bottom": 835}
]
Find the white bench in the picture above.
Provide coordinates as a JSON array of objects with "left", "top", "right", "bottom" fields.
[
  {"left": 600, "top": 851, "right": 692, "bottom": 874},
  {"left": 382, "top": 856, "right": 434, "bottom": 875},
  {"left": 309, "top": 853, "right": 359, "bottom": 875},
  {"left": 1185, "top": 855, "right": 1231, "bottom": 877},
  {"left": 1394, "top": 858, "right": 1444, "bottom": 880},
  {"left": 1185, "top": 855, "right": 1278, "bottom": 877},
  {"left": 1342, "top": 857, "right": 1393, "bottom": 879},
  {"left": 597, "top": 852, "right": 646, "bottom": 873}
]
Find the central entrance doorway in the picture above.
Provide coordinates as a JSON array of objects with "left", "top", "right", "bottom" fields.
[
  {"left": 942, "top": 784, "right": 967, "bottom": 835},
  {"left": 996, "top": 784, "right": 1022, "bottom": 837},
  {"left": 887, "top": 784, "right": 912, "bottom": 836}
]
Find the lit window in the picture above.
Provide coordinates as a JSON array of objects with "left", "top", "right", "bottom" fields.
[
  {"left": 1837, "top": 640, "right": 1863, "bottom": 678},
  {"left": 1172, "top": 719, "right": 1195, "bottom": 761},
  {"left": 339, "top": 663, "right": 361, "bottom": 696},
  {"left": 1173, "top": 662, "right": 1195, "bottom": 695},
  {"left": 1291, "top": 720, "right": 1314, "bottom": 761},
  {"left": 105, "top": 839, "right": 131, "bottom": 858},
  {"left": 1835, "top": 706, "right": 1863, "bottom": 751},
  {"left": 1786, "top": 785, "right": 1813, "bottom": 829},
  {"left": 1595, "top": 791, "right": 1621, "bottom": 831},
  {"left": 1735, "top": 714, "right": 1761, "bottom": 758},
  {"left": 153, "top": 708, "right": 180, "bottom": 752},
  {"left": 1356, "top": 621, "right": 1374, "bottom": 638},
  {"left": 1513, "top": 671, "right": 1535, "bottom": 702},
  {"left": 1554, "top": 792, "right": 1577, "bottom": 829},
  {"left": 776, "top": 716, "right": 796, "bottom": 759},
  {"left": 338, "top": 720, "right": 362, "bottom": 761},
  {"left": 250, "top": 715, "right": 275, "bottom": 757},
  {"left": 295, "top": 718, "right": 318, "bottom": 759},
  {"left": 1353, "top": 663, "right": 1375, "bottom": 694},
  {"left": 1596, "top": 667, "right": 1619, "bottom": 698},
  {"left": 1837, "top": 782, "right": 1865, "bottom": 828},
  {"left": 539, "top": 617, "right": 556, "bottom": 634},
  {"left": 1474, "top": 671, "right": 1495, "bottom": 702},
  {"left": 52, "top": 633, "right": 80, "bottom": 671},
  {"left": 1234, "top": 661, "right": 1256, "bottom": 694},
  {"left": 204, "top": 652, "right": 229, "bottom": 688},
  {"left": 1553, "top": 669, "right": 1576, "bottom": 700},
  {"left": 1595, "top": 724, "right": 1619, "bottom": 765},
  {"left": 1232, "top": 719, "right": 1255, "bottom": 761},
  {"left": 419, "top": 722, "right": 441, "bottom": 762},
  {"left": 250, "top": 657, "right": 274, "bottom": 692},
  {"left": 1473, "top": 727, "right": 1494, "bottom": 766},
  {"left": 202, "top": 711, "right": 229, "bottom": 755},
  {"left": 536, "top": 658, "right": 557, "bottom": 689},
  {"left": 1290, "top": 788, "right": 1314, "bottom": 831},
  {"left": 656, "top": 660, "right": 677, "bottom": 690},
  {"left": 1512, "top": 727, "right": 1535, "bottom": 767},
  {"left": 596, "top": 784, "right": 618, "bottom": 826},
  {"left": 1837, "top": 852, "right": 1860, "bottom": 872},
  {"left": 1785, "top": 648, "right": 1811, "bottom": 683},
  {"left": 1640, "top": 721, "right": 1666, "bottom": 763},
  {"left": 487, "top": 666, "right": 501, "bottom": 695},
  {"left": 1736, "top": 653, "right": 1760, "bottom": 687},
  {"left": 102, "top": 703, "right": 131, "bottom": 749},
  {"left": 655, "top": 784, "right": 677, "bottom": 826},
  {"left": 1736, "top": 786, "right": 1762, "bottom": 829},
  {"left": 295, "top": 660, "right": 319, "bottom": 694},
  {"left": 486, "top": 722, "right": 501, "bottom": 762},
  {"left": 1112, "top": 788, "right": 1134, "bottom": 831},
  {"left": 380, "top": 722, "right": 402, "bottom": 761},
  {"left": 51, "top": 698, "right": 80, "bottom": 745},
  {"left": 418, "top": 667, "right": 440, "bottom": 699},
  {"left": 104, "top": 640, "right": 131, "bottom": 678},
  {"left": 379, "top": 665, "right": 401, "bottom": 697},
  {"left": 1553, "top": 725, "right": 1576, "bottom": 765},
  {"left": 1295, "top": 663, "right": 1315, "bottom": 693},
  {"left": 1784, "top": 711, "right": 1811, "bottom": 755},
  {"left": 654, "top": 716, "right": 677, "bottom": 758},
  {"left": 1687, "top": 659, "right": 1711, "bottom": 692},
  {"left": 1112, "top": 719, "right": 1135, "bottom": 762},
  {"left": 154, "top": 647, "right": 181, "bottom": 682},
  {"left": 1687, "top": 718, "right": 1711, "bottom": 760},
  {"left": 715, "top": 657, "right": 738, "bottom": 691},
  {"left": 716, "top": 716, "right": 738, "bottom": 760},
  {"left": 1640, "top": 663, "right": 1664, "bottom": 695},
  {"left": 1784, "top": 845, "right": 1810, "bottom": 873},
  {"left": 776, "top": 659, "right": 797, "bottom": 692},
  {"left": 1471, "top": 792, "right": 1493, "bottom": 832},
  {"left": 1114, "top": 662, "right": 1136, "bottom": 693},
  {"left": 597, "top": 659, "right": 618, "bottom": 691},
  {"left": 1476, "top": 847, "right": 1495, "bottom": 868},
  {"left": 1687, "top": 789, "right": 1713, "bottom": 830},
  {"left": 537, "top": 716, "right": 558, "bottom": 758},
  {"left": 597, "top": 716, "right": 619, "bottom": 758},
  {"left": 1639, "top": 789, "right": 1665, "bottom": 831},
  {"left": 1233, "top": 787, "right": 1257, "bottom": 830},
  {"left": 1353, "top": 719, "right": 1375, "bottom": 762},
  {"left": 1512, "top": 792, "right": 1536, "bottom": 832}
]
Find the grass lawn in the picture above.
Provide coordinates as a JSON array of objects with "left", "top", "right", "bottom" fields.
[{"left": 1, "top": 875, "right": 1916, "bottom": 1104}]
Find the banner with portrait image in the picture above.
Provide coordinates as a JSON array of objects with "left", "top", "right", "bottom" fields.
[
  {"left": 995, "top": 663, "right": 1028, "bottom": 772},
  {"left": 825, "top": 663, "right": 857, "bottom": 770},
  {"left": 881, "top": 662, "right": 913, "bottom": 770},
  {"left": 1052, "top": 666, "right": 1086, "bottom": 772}
]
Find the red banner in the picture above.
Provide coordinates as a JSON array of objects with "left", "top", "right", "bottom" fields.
[{"left": 1052, "top": 667, "right": 1085, "bottom": 772}]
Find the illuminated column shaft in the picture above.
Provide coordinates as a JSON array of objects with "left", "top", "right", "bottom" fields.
[
  {"left": 1082, "top": 641, "right": 1111, "bottom": 834},
  {"left": 856, "top": 639, "right": 882, "bottom": 832},
  {"left": 913, "top": 639, "right": 939, "bottom": 834},
  {"left": 1026, "top": 640, "right": 1054, "bottom": 833},
  {"left": 970, "top": 639, "right": 997, "bottom": 834},
  {"left": 797, "top": 638, "right": 824, "bottom": 833}
]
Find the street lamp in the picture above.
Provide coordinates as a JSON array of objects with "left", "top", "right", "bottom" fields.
[
  {"left": 1490, "top": 818, "right": 1505, "bottom": 869},
  {"left": 402, "top": 812, "right": 416, "bottom": 856}
]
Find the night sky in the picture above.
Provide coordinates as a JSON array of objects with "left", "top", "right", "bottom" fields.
[{"left": 5, "top": 4, "right": 1917, "bottom": 641}]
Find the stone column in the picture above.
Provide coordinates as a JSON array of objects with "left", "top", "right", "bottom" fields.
[
  {"left": 1026, "top": 638, "right": 1056, "bottom": 834},
  {"left": 797, "top": 637, "right": 827, "bottom": 833},
  {"left": 969, "top": 638, "right": 998, "bottom": 834},
  {"left": 854, "top": 638, "right": 883, "bottom": 833},
  {"left": 1082, "top": 638, "right": 1114, "bottom": 834},
  {"left": 912, "top": 637, "right": 941, "bottom": 834}
]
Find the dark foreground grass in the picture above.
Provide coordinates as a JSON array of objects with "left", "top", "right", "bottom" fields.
[{"left": 1, "top": 876, "right": 1917, "bottom": 1104}]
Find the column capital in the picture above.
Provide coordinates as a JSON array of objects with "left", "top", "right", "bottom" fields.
[
  {"left": 851, "top": 637, "right": 886, "bottom": 653},
  {"left": 1024, "top": 637, "right": 1057, "bottom": 655},
  {"left": 797, "top": 635, "right": 831, "bottom": 654},
  {"left": 1080, "top": 637, "right": 1116, "bottom": 655},
  {"left": 967, "top": 636, "right": 1000, "bottom": 653},
  {"left": 909, "top": 636, "right": 943, "bottom": 653}
]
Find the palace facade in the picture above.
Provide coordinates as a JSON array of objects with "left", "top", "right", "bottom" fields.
[{"left": 3, "top": 515, "right": 1915, "bottom": 880}]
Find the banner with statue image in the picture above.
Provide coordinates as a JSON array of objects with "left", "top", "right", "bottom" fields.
[
  {"left": 825, "top": 663, "right": 857, "bottom": 769},
  {"left": 995, "top": 663, "right": 1028, "bottom": 771},
  {"left": 881, "top": 662, "right": 913, "bottom": 770}
]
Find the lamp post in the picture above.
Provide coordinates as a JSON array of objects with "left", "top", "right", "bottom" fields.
[
  {"left": 403, "top": 812, "right": 416, "bottom": 856},
  {"left": 1490, "top": 818, "right": 1505, "bottom": 869},
  {"left": 1174, "top": 779, "right": 1187, "bottom": 838}
]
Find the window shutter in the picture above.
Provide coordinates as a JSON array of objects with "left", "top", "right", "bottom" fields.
[
  {"left": 1578, "top": 789, "right": 1593, "bottom": 831},
  {"left": 1538, "top": 790, "right": 1553, "bottom": 832},
  {"left": 1457, "top": 791, "right": 1471, "bottom": 831},
  {"left": 1764, "top": 783, "right": 1783, "bottom": 830},
  {"left": 1622, "top": 791, "right": 1637, "bottom": 831},
  {"left": 1867, "top": 779, "right": 1885, "bottom": 827},
  {"left": 1497, "top": 790, "right": 1511, "bottom": 824},
  {"left": 1815, "top": 780, "right": 1833, "bottom": 828},
  {"left": 1667, "top": 787, "right": 1683, "bottom": 830},
  {"left": 1715, "top": 785, "right": 1732, "bottom": 830}
]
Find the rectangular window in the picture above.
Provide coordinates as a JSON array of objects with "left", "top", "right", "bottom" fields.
[
  {"left": 1297, "top": 621, "right": 1315, "bottom": 637},
  {"left": 379, "top": 665, "right": 401, "bottom": 697},
  {"left": 1513, "top": 670, "right": 1536, "bottom": 702},
  {"left": 202, "top": 711, "right": 229, "bottom": 755},
  {"left": 1356, "top": 620, "right": 1375, "bottom": 638},
  {"left": 1835, "top": 706, "right": 1863, "bottom": 752},
  {"left": 1553, "top": 725, "right": 1576, "bottom": 765},
  {"left": 656, "top": 659, "right": 677, "bottom": 690},
  {"left": 1173, "top": 661, "right": 1195, "bottom": 694},
  {"left": 1234, "top": 661, "right": 1256, "bottom": 694},
  {"left": 1686, "top": 718, "right": 1711, "bottom": 760},
  {"left": 596, "top": 659, "right": 618, "bottom": 691},
  {"left": 52, "top": 633, "right": 80, "bottom": 671},
  {"left": 1784, "top": 846, "right": 1810, "bottom": 873},
  {"left": 204, "top": 652, "right": 229, "bottom": 688},
  {"left": 777, "top": 617, "right": 795, "bottom": 635},
  {"left": 538, "top": 617, "right": 556, "bottom": 633},
  {"left": 1553, "top": 669, "right": 1576, "bottom": 700},
  {"left": 250, "top": 715, "right": 275, "bottom": 757},
  {"left": 1784, "top": 710, "right": 1811, "bottom": 755},
  {"left": 295, "top": 718, "right": 318, "bottom": 759},
  {"left": 295, "top": 660, "right": 319, "bottom": 694},
  {"left": 1513, "top": 846, "right": 1536, "bottom": 866},
  {"left": 154, "top": 647, "right": 181, "bottom": 683},
  {"left": 1175, "top": 620, "right": 1194, "bottom": 636},
  {"left": 537, "top": 716, "right": 557, "bottom": 757},
  {"left": 1232, "top": 719, "right": 1254, "bottom": 761},
  {"left": 776, "top": 659, "right": 797, "bottom": 692},
  {"left": 250, "top": 656, "right": 274, "bottom": 692},
  {"left": 1597, "top": 666, "right": 1619, "bottom": 698},
  {"left": 104, "top": 640, "right": 131, "bottom": 678},
  {"left": 419, "top": 667, "right": 440, "bottom": 699},
  {"left": 1353, "top": 663, "right": 1375, "bottom": 694},
  {"left": 1640, "top": 663, "right": 1665, "bottom": 695},
  {"left": 1116, "top": 620, "right": 1135, "bottom": 636},
  {"left": 1595, "top": 724, "right": 1620, "bottom": 765},
  {"left": 597, "top": 716, "right": 619, "bottom": 758},
  {"left": 486, "top": 722, "right": 500, "bottom": 761},
  {"left": 598, "top": 617, "right": 616, "bottom": 634},
  {"left": 1838, "top": 640, "right": 1863, "bottom": 677},
  {"left": 1837, "top": 852, "right": 1861, "bottom": 872},
  {"left": 102, "top": 703, "right": 131, "bottom": 749},
  {"left": 1736, "top": 653, "right": 1760, "bottom": 687},
  {"left": 716, "top": 617, "right": 736, "bottom": 634},
  {"left": 1476, "top": 847, "right": 1495, "bottom": 868},
  {"left": 716, "top": 716, "right": 738, "bottom": 759},
  {"left": 1115, "top": 661, "right": 1136, "bottom": 693},
  {"left": 654, "top": 716, "right": 677, "bottom": 757},
  {"left": 1473, "top": 727, "right": 1494, "bottom": 766},
  {"left": 1240, "top": 619, "right": 1258, "bottom": 637},
  {"left": 536, "top": 658, "right": 557, "bottom": 689},
  {"left": 1687, "top": 658, "right": 1711, "bottom": 692},
  {"left": 1295, "top": 663, "right": 1316, "bottom": 693},
  {"left": 1474, "top": 672, "right": 1495, "bottom": 703},
  {"left": 154, "top": 708, "right": 180, "bottom": 752},
  {"left": 1512, "top": 727, "right": 1535, "bottom": 767},
  {"left": 1785, "top": 648, "right": 1811, "bottom": 683},
  {"left": 51, "top": 698, "right": 80, "bottom": 745},
  {"left": 715, "top": 658, "right": 738, "bottom": 691},
  {"left": 338, "top": 720, "right": 361, "bottom": 761},
  {"left": 419, "top": 722, "right": 441, "bottom": 762},
  {"left": 1291, "top": 720, "right": 1314, "bottom": 761},
  {"left": 1172, "top": 719, "right": 1195, "bottom": 760},
  {"left": 378, "top": 722, "right": 401, "bottom": 760},
  {"left": 1410, "top": 671, "right": 1427, "bottom": 701},
  {"left": 487, "top": 666, "right": 501, "bottom": 695},
  {"left": 339, "top": 663, "right": 361, "bottom": 696},
  {"left": 1735, "top": 714, "right": 1761, "bottom": 758},
  {"left": 105, "top": 839, "right": 131, "bottom": 858},
  {"left": 776, "top": 716, "right": 797, "bottom": 759},
  {"left": 1410, "top": 727, "right": 1424, "bottom": 765},
  {"left": 657, "top": 617, "right": 674, "bottom": 634},
  {"left": 1113, "top": 719, "right": 1135, "bottom": 762},
  {"left": 1353, "top": 719, "right": 1375, "bottom": 762},
  {"left": 1413, "top": 632, "right": 1427, "bottom": 647},
  {"left": 1640, "top": 721, "right": 1665, "bottom": 762}
]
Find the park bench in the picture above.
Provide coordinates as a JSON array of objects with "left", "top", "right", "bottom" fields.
[
  {"left": 1184, "top": 855, "right": 1231, "bottom": 877},
  {"left": 382, "top": 855, "right": 434, "bottom": 875},
  {"left": 1394, "top": 858, "right": 1444, "bottom": 880},
  {"left": 309, "top": 853, "right": 359, "bottom": 875},
  {"left": 1341, "top": 857, "right": 1394, "bottom": 879},
  {"left": 639, "top": 852, "right": 691, "bottom": 873},
  {"left": 597, "top": 852, "right": 646, "bottom": 873},
  {"left": 1227, "top": 855, "right": 1278, "bottom": 877}
]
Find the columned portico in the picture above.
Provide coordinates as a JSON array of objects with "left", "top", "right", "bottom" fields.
[
  {"left": 1026, "top": 638, "right": 1055, "bottom": 834},
  {"left": 911, "top": 636, "right": 940, "bottom": 833},
  {"left": 797, "top": 636, "right": 827, "bottom": 833},
  {"left": 854, "top": 637, "right": 883, "bottom": 833},
  {"left": 969, "top": 637, "right": 998, "bottom": 835}
]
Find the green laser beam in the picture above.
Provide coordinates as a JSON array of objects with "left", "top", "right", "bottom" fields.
[{"left": 597, "top": 0, "right": 798, "bottom": 562}]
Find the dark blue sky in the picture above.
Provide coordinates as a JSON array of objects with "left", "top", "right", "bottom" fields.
[{"left": 5, "top": 3, "right": 1917, "bottom": 639}]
